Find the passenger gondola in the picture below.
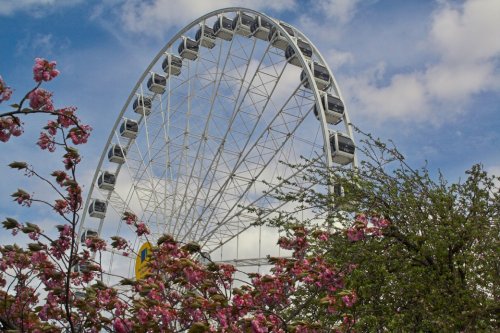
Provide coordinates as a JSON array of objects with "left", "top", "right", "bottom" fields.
[
  {"left": 195, "top": 25, "right": 216, "bottom": 48},
  {"left": 133, "top": 95, "right": 152, "bottom": 116},
  {"left": 108, "top": 144, "right": 126, "bottom": 164},
  {"left": 88, "top": 199, "right": 107, "bottom": 219},
  {"left": 232, "top": 12, "right": 253, "bottom": 37},
  {"left": 301, "top": 62, "right": 331, "bottom": 91},
  {"left": 119, "top": 119, "right": 139, "bottom": 139},
  {"left": 162, "top": 53, "right": 182, "bottom": 76},
  {"left": 313, "top": 93, "right": 345, "bottom": 125},
  {"left": 329, "top": 131, "right": 355, "bottom": 165},
  {"left": 72, "top": 263, "right": 90, "bottom": 274},
  {"left": 213, "top": 15, "right": 234, "bottom": 41},
  {"left": 285, "top": 39, "right": 313, "bottom": 67},
  {"left": 80, "top": 229, "right": 98, "bottom": 244},
  {"left": 268, "top": 22, "right": 295, "bottom": 50},
  {"left": 97, "top": 171, "right": 116, "bottom": 190},
  {"left": 147, "top": 72, "right": 167, "bottom": 94},
  {"left": 178, "top": 36, "right": 199, "bottom": 61},
  {"left": 250, "top": 16, "right": 273, "bottom": 41}
]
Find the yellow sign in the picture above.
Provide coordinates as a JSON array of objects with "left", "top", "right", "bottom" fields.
[{"left": 135, "top": 242, "right": 152, "bottom": 280}]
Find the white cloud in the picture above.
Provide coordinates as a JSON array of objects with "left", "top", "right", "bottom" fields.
[
  {"left": 0, "top": 0, "right": 82, "bottom": 16},
  {"left": 324, "top": 48, "right": 354, "bottom": 69},
  {"left": 430, "top": 0, "right": 500, "bottom": 64},
  {"left": 317, "top": 0, "right": 362, "bottom": 24},
  {"left": 342, "top": 0, "right": 500, "bottom": 125},
  {"left": 113, "top": 0, "right": 296, "bottom": 37}
]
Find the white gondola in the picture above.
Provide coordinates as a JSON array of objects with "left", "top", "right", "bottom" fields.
[
  {"left": 268, "top": 22, "right": 295, "bottom": 50},
  {"left": 80, "top": 229, "right": 98, "bottom": 244},
  {"left": 72, "top": 263, "right": 90, "bottom": 274},
  {"left": 329, "top": 131, "right": 355, "bottom": 165},
  {"left": 162, "top": 53, "right": 182, "bottom": 76},
  {"left": 108, "top": 144, "right": 126, "bottom": 164},
  {"left": 74, "top": 291, "right": 86, "bottom": 300},
  {"left": 313, "top": 93, "right": 345, "bottom": 125},
  {"left": 232, "top": 12, "right": 253, "bottom": 37},
  {"left": 120, "top": 119, "right": 139, "bottom": 139},
  {"left": 88, "top": 199, "right": 107, "bottom": 219},
  {"left": 97, "top": 171, "right": 116, "bottom": 190},
  {"left": 285, "top": 39, "right": 313, "bottom": 67},
  {"left": 212, "top": 15, "right": 234, "bottom": 41},
  {"left": 178, "top": 36, "right": 199, "bottom": 61},
  {"left": 147, "top": 72, "right": 167, "bottom": 94},
  {"left": 195, "top": 25, "right": 216, "bottom": 48},
  {"left": 133, "top": 95, "right": 152, "bottom": 116},
  {"left": 250, "top": 16, "right": 273, "bottom": 41},
  {"left": 301, "top": 62, "right": 331, "bottom": 91}
]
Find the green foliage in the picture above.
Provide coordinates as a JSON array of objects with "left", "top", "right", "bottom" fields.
[{"left": 264, "top": 130, "right": 500, "bottom": 332}]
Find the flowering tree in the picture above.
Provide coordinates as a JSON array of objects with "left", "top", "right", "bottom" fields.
[{"left": 0, "top": 59, "right": 359, "bottom": 332}]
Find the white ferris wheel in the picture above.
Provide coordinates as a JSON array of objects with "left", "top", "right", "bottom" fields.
[{"left": 78, "top": 7, "right": 357, "bottom": 282}]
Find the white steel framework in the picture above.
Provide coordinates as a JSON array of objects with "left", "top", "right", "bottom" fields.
[{"left": 79, "top": 7, "right": 357, "bottom": 282}]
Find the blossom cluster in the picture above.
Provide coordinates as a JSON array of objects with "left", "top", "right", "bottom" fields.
[
  {"left": 0, "top": 115, "right": 23, "bottom": 142},
  {"left": 0, "top": 75, "right": 13, "bottom": 103},
  {"left": 33, "top": 57, "right": 59, "bottom": 82},
  {"left": 346, "top": 213, "right": 391, "bottom": 242}
]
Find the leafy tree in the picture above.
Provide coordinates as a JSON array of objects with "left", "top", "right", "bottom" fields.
[{"left": 263, "top": 130, "right": 499, "bottom": 332}]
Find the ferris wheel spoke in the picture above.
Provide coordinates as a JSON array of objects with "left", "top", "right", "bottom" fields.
[
  {"left": 173, "top": 37, "right": 264, "bottom": 241},
  {"left": 197, "top": 88, "right": 315, "bottom": 247},
  {"left": 179, "top": 40, "right": 286, "bottom": 242},
  {"left": 168, "top": 35, "right": 240, "bottom": 237},
  {"left": 170, "top": 36, "right": 257, "bottom": 239},
  {"left": 190, "top": 57, "right": 300, "bottom": 242},
  {"left": 200, "top": 155, "right": 322, "bottom": 250}
]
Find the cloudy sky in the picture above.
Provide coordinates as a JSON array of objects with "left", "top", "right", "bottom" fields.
[{"left": 1, "top": 0, "right": 499, "bottom": 266}]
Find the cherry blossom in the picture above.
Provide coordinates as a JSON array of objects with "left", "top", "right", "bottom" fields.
[
  {"left": 0, "top": 75, "right": 13, "bottom": 102},
  {"left": 33, "top": 57, "right": 59, "bottom": 82},
  {"left": 29, "top": 88, "right": 54, "bottom": 111}
]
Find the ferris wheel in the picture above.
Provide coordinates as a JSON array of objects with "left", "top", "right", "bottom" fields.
[{"left": 78, "top": 7, "right": 357, "bottom": 282}]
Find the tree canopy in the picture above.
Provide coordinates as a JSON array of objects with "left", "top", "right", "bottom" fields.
[{"left": 263, "top": 131, "right": 500, "bottom": 332}]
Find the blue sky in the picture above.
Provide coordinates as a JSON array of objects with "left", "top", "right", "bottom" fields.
[{"left": 1, "top": 0, "right": 499, "bottom": 249}]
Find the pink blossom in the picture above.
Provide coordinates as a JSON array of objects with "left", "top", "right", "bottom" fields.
[
  {"left": 113, "top": 318, "right": 130, "bottom": 333},
  {"left": 0, "top": 76, "right": 13, "bottom": 103},
  {"left": 37, "top": 132, "right": 56, "bottom": 152},
  {"left": 57, "top": 106, "right": 77, "bottom": 127},
  {"left": 33, "top": 58, "right": 59, "bottom": 82},
  {"left": 68, "top": 124, "right": 92, "bottom": 145},
  {"left": 85, "top": 236, "right": 107, "bottom": 252},
  {"left": 45, "top": 120, "right": 58, "bottom": 135},
  {"left": 346, "top": 227, "right": 365, "bottom": 242},
  {"left": 135, "top": 222, "right": 150, "bottom": 236},
  {"left": 29, "top": 88, "right": 54, "bottom": 111},
  {"left": 12, "top": 189, "right": 32, "bottom": 207},
  {"left": 251, "top": 313, "right": 269, "bottom": 333},
  {"left": 51, "top": 170, "right": 68, "bottom": 185},
  {"left": 341, "top": 291, "right": 357, "bottom": 308},
  {"left": 54, "top": 199, "right": 70, "bottom": 215},
  {"left": 0, "top": 116, "right": 23, "bottom": 142}
]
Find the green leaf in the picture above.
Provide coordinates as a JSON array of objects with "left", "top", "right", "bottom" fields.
[
  {"left": 8, "top": 161, "right": 28, "bottom": 169},
  {"left": 28, "top": 243, "right": 43, "bottom": 251},
  {"left": 2, "top": 217, "right": 19, "bottom": 229}
]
